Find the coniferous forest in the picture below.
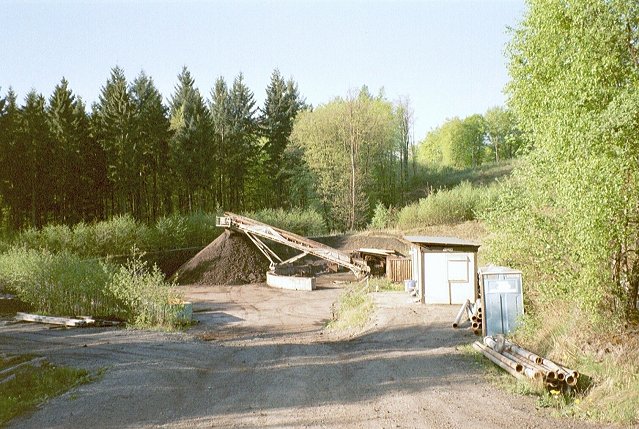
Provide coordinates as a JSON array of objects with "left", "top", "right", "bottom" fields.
[{"left": 0, "top": 67, "right": 426, "bottom": 232}]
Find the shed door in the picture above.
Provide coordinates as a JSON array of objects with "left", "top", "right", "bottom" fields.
[{"left": 423, "top": 253, "right": 450, "bottom": 304}]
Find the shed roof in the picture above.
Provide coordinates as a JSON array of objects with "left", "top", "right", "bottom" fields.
[{"left": 403, "top": 236, "right": 480, "bottom": 249}]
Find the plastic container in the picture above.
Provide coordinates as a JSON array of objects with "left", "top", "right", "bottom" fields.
[{"left": 404, "top": 279, "right": 416, "bottom": 292}]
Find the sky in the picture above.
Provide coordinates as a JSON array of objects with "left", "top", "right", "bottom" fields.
[{"left": 1, "top": 0, "right": 526, "bottom": 142}]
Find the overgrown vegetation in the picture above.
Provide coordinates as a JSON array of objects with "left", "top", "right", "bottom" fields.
[
  {"left": 481, "top": 0, "right": 639, "bottom": 424},
  {"left": 246, "top": 207, "right": 327, "bottom": 236},
  {"left": 327, "top": 282, "right": 374, "bottom": 331},
  {"left": 0, "top": 247, "right": 185, "bottom": 328},
  {"left": 395, "top": 181, "right": 500, "bottom": 229},
  {"left": 413, "top": 160, "right": 515, "bottom": 191},
  {"left": 0, "top": 358, "right": 93, "bottom": 425}
]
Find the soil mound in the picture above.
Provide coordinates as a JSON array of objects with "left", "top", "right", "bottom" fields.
[{"left": 176, "top": 230, "right": 270, "bottom": 285}]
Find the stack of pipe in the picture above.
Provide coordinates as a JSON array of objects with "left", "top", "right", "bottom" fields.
[
  {"left": 452, "top": 299, "right": 483, "bottom": 335},
  {"left": 471, "top": 300, "right": 482, "bottom": 335},
  {"left": 472, "top": 336, "right": 580, "bottom": 390}
]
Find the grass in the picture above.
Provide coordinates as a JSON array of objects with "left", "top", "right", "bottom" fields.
[
  {"left": 0, "top": 357, "right": 93, "bottom": 425},
  {"left": 327, "top": 282, "right": 374, "bottom": 331},
  {"left": 368, "top": 277, "right": 404, "bottom": 292}
]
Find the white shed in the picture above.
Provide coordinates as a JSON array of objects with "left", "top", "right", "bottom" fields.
[{"left": 405, "top": 236, "right": 480, "bottom": 305}]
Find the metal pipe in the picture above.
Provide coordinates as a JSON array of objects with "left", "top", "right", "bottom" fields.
[
  {"left": 453, "top": 299, "right": 470, "bottom": 328},
  {"left": 505, "top": 341, "right": 544, "bottom": 367},
  {"left": 502, "top": 351, "right": 544, "bottom": 380},
  {"left": 472, "top": 342, "right": 524, "bottom": 380}
]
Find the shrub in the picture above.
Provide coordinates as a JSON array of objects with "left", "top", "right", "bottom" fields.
[
  {"left": 246, "top": 207, "right": 327, "bottom": 236},
  {"left": 369, "top": 202, "right": 397, "bottom": 230},
  {"left": 0, "top": 247, "right": 117, "bottom": 316},
  {"left": 107, "top": 250, "right": 184, "bottom": 328},
  {"left": 396, "top": 181, "right": 501, "bottom": 229},
  {"left": 0, "top": 246, "right": 184, "bottom": 328}
]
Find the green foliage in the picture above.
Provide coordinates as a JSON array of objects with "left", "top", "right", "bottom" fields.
[
  {"left": 0, "top": 247, "right": 117, "bottom": 316},
  {"left": 485, "top": 0, "right": 639, "bottom": 323},
  {"left": 11, "top": 212, "right": 220, "bottom": 260},
  {"left": 416, "top": 108, "right": 522, "bottom": 170},
  {"left": 396, "top": 182, "right": 500, "bottom": 229},
  {"left": 245, "top": 207, "right": 327, "bottom": 236},
  {"left": 292, "top": 88, "right": 402, "bottom": 231},
  {"left": 368, "top": 201, "right": 397, "bottom": 230},
  {"left": 107, "top": 250, "right": 184, "bottom": 328},
  {"left": 0, "top": 245, "right": 185, "bottom": 327},
  {"left": 0, "top": 359, "right": 92, "bottom": 425},
  {"left": 480, "top": 2, "right": 639, "bottom": 425},
  {"left": 414, "top": 160, "right": 515, "bottom": 191}
]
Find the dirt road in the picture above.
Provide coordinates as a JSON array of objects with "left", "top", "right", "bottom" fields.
[{"left": 1, "top": 276, "right": 608, "bottom": 428}]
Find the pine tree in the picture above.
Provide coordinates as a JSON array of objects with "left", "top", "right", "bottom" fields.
[
  {"left": 131, "top": 71, "right": 171, "bottom": 220},
  {"left": 169, "top": 66, "right": 213, "bottom": 212},
  {"left": 94, "top": 66, "right": 138, "bottom": 217},
  {"left": 227, "top": 73, "right": 257, "bottom": 210},
  {"left": 0, "top": 88, "right": 21, "bottom": 227},
  {"left": 260, "top": 69, "right": 303, "bottom": 207},
  {"left": 47, "top": 78, "right": 84, "bottom": 222},
  {"left": 209, "top": 76, "right": 231, "bottom": 208},
  {"left": 18, "top": 91, "right": 54, "bottom": 226}
]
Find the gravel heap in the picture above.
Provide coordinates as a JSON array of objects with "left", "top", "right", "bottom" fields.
[{"left": 176, "top": 230, "right": 270, "bottom": 285}]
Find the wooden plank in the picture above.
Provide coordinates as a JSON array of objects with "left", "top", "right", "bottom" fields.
[{"left": 15, "top": 312, "right": 94, "bottom": 327}]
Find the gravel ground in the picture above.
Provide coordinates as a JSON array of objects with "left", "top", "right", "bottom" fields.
[{"left": 0, "top": 275, "right": 611, "bottom": 429}]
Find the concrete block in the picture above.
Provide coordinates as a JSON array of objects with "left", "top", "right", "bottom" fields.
[{"left": 266, "top": 272, "right": 316, "bottom": 291}]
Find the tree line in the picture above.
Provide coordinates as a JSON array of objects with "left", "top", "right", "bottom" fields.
[
  {"left": 416, "top": 106, "right": 523, "bottom": 169},
  {"left": 0, "top": 68, "right": 414, "bottom": 231}
]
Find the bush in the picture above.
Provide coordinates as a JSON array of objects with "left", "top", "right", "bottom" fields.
[
  {"left": 246, "top": 207, "right": 327, "bottom": 236},
  {"left": 0, "top": 247, "right": 117, "bottom": 316},
  {"left": 369, "top": 202, "right": 397, "bottom": 230},
  {"left": 107, "top": 250, "right": 184, "bottom": 328},
  {"left": 396, "top": 181, "right": 500, "bottom": 229},
  {"left": 0, "top": 246, "right": 184, "bottom": 328}
]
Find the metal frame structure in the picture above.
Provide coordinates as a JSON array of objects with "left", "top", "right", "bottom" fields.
[{"left": 216, "top": 212, "right": 370, "bottom": 278}]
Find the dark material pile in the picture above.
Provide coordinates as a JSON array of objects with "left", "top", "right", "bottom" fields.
[{"left": 175, "top": 230, "right": 270, "bottom": 285}]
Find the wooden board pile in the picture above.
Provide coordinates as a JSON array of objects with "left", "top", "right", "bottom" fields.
[
  {"left": 452, "top": 298, "right": 482, "bottom": 335},
  {"left": 473, "top": 336, "right": 579, "bottom": 391}
]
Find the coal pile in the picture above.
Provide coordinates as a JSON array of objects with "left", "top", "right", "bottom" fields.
[{"left": 176, "top": 230, "right": 270, "bottom": 285}]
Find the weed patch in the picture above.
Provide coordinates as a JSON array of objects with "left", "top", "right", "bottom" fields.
[
  {"left": 0, "top": 358, "right": 93, "bottom": 426},
  {"left": 327, "top": 283, "right": 374, "bottom": 331}
]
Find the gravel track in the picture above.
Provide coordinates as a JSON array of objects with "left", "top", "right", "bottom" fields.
[{"left": 0, "top": 275, "right": 611, "bottom": 429}]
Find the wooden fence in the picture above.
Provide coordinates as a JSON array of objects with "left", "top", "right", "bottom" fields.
[{"left": 386, "top": 257, "right": 412, "bottom": 283}]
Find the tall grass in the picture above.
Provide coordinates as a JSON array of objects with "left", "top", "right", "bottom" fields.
[
  {"left": 0, "top": 248, "right": 117, "bottom": 316},
  {"left": 396, "top": 181, "right": 501, "bottom": 229}
]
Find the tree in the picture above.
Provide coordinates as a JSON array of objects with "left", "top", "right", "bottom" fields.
[
  {"left": 94, "top": 67, "right": 139, "bottom": 217},
  {"left": 47, "top": 78, "right": 87, "bottom": 222},
  {"left": 131, "top": 71, "right": 171, "bottom": 220},
  {"left": 292, "top": 88, "right": 397, "bottom": 230},
  {"left": 168, "top": 66, "right": 213, "bottom": 212},
  {"left": 0, "top": 89, "right": 22, "bottom": 227},
  {"left": 226, "top": 73, "right": 258, "bottom": 211},
  {"left": 417, "top": 115, "right": 485, "bottom": 169},
  {"left": 260, "top": 69, "right": 304, "bottom": 207},
  {"left": 485, "top": 0, "right": 639, "bottom": 322},
  {"left": 395, "top": 97, "right": 414, "bottom": 203},
  {"left": 18, "top": 91, "right": 54, "bottom": 226},
  {"left": 483, "top": 106, "right": 522, "bottom": 162}
]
